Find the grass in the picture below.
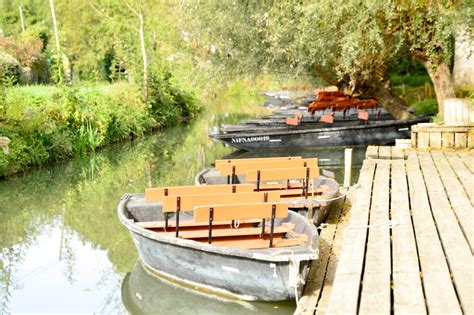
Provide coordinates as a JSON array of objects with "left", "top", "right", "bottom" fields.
[{"left": 0, "top": 81, "right": 199, "bottom": 177}]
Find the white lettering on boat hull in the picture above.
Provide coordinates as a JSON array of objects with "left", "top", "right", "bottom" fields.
[{"left": 231, "top": 136, "right": 270, "bottom": 144}]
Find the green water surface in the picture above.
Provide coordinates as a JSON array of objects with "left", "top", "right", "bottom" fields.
[{"left": 0, "top": 98, "right": 365, "bottom": 314}]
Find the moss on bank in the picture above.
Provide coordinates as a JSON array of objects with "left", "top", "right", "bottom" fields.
[{"left": 0, "top": 82, "right": 199, "bottom": 177}]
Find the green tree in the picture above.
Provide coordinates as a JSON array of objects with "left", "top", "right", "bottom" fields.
[{"left": 185, "top": 0, "right": 472, "bottom": 119}]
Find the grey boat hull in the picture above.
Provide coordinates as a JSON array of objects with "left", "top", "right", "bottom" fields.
[
  {"left": 118, "top": 194, "right": 319, "bottom": 301},
  {"left": 195, "top": 168, "right": 339, "bottom": 226}
]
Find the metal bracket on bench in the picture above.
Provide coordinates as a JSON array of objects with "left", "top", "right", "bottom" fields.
[
  {"left": 305, "top": 167, "right": 310, "bottom": 199},
  {"left": 269, "top": 204, "right": 276, "bottom": 248},
  {"left": 208, "top": 207, "right": 214, "bottom": 244},
  {"left": 164, "top": 188, "right": 169, "bottom": 230},
  {"left": 231, "top": 165, "right": 236, "bottom": 184},
  {"left": 175, "top": 196, "right": 181, "bottom": 238},
  {"left": 256, "top": 170, "right": 261, "bottom": 191}
]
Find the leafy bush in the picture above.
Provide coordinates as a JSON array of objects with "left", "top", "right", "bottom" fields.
[
  {"left": 0, "top": 81, "right": 200, "bottom": 177},
  {"left": 410, "top": 98, "right": 438, "bottom": 115}
]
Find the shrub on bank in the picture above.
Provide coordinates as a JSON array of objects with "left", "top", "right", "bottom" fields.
[{"left": 0, "top": 82, "right": 199, "bottom": 177}]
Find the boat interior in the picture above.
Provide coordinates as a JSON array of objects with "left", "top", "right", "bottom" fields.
[{"left": 125, "top": 157, "right": 330, "bottom": 250}]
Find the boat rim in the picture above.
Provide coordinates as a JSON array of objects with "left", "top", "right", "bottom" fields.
[
  {"left": 211, "top": 115, "right": 431, "bottom": 139},
  {"left": 118, "top": 194, "right": 319, "bottom": 262}
]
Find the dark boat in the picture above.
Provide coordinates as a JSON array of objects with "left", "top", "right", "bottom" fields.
[
  {"left": 195, "top": 168, "right": 340, "bottom": 226},
  {"left": 121, "top": 262, "right": 296, "bottom": 314},
  {"left": 118, "top": 194, "right": 319, "bottom": 301},
  {"left": 211, "top": 116, "right": 431, "bottom": 151}
]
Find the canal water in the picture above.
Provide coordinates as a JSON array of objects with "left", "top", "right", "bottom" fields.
[{"left": 0, "top": 94, "right": 365, "bottom": 314}]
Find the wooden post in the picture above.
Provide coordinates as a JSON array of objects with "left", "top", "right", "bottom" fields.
[
  {"left": 344, "top": 148, "right": 353, "bottom": 187},
  {"left": 19, "top": 6, "right": 25, "bottom": 32}
]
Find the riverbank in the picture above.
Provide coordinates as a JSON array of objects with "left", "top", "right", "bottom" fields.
[{"left": 0, "top": 81, "right": 199, "bottom": 177}]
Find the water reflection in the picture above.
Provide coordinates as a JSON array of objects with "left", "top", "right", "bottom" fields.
[
  {"left": 0, "top": 94, "right": 365, "bottom": 313},
  {"left": 122, "top": 262, "right": 295, "bottom": 315}
]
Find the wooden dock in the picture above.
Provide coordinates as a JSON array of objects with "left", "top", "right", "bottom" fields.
[{"left": 296, "top": 147, "right": 473, "bottom": 315}]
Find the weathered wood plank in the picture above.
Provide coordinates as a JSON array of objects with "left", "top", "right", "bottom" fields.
[
  {"left": 417, "top": 132, "right": 430, "bottom": 148},
  {"left": 326, "top": 160, "right": 376, "bottom": 314},
  {"left": 365, "top": 145, "right": 379, "bottom": 159},
  {"left": 315, "top": 200, "right": 352, "bottom": 315},
  {"left": 359, "top": 160, "right": 391, "bottom": 314},
  {"left": 431, "top": 151, "right": 473, "bottom": 251},
  {"left": 445, "top": 151, "right": 474, "bottom": 205},
  {"left": 391, "top": 146, "right": 404, "bottom": 159},
  {"left": 296, "top": 199, "right": 346, "bottom": 315},
  {"left": 442, "top": 132, "right": 455, "bottom": 148},
  {"left": 406, "top": 153, "right": 462, "bottom": 314},
  {"left": 390, "top": 160, "right": 426, "bottom": 314},
  {"left": 378, "top": 146, "right": 391, "bottom": 159},
  {"left": 429, "top": 132, "right": 442, "bottom": 148},
  {"left": 457, "top": 151, "right": 474, "bottom": 173},
  {"left": 455, "top": 132, "right": 468, "bottom": 148},
  {"left": 418, "top": 152, "right": 473, "bottom": 314}
]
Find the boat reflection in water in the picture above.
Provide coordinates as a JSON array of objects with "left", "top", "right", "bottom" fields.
[{"left": 121, "top": 262, "right": 295, "bottom": 314}]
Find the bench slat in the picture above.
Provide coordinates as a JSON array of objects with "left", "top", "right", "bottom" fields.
[
  {"left": 218, "top": 158, "right": 318, "bottom": 176},
  {"left": 136, "top": 218, "right": 261, "bottom": 229},
  {"left": 194, "top": 203, "right": 288, "bottom": 222},
  {"left": 158, "top": 224, "right": 295, "bottom": 239},
  {"left": 246, "top": 167, "right": 320, "bottom": 182},
  {"left": 196, "top": 234, "right": 308, "bottom": 249},
  {"left": 163, "top": 191, "right": 282, "bottom": 212},
  {"left": 215, "top": 156, "right": 302, "bottom": 168},
  {"left": 145, "top": 184, "right": 254, "bottom": 202}
]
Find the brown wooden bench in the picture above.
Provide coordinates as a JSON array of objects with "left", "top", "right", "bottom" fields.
[
  {"left": 194, "top": 202, "right": 293, "bottom": 248},
  {"left": 215, "top": 156, "right": 301, "bottom": 168},
  {"left": 217, "top": 158, "right": 318, "bottom": 184},
  {"left": 145, "top": 184, "right": 254, "bottom": 202}
]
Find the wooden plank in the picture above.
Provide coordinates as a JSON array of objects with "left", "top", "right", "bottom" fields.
[
  {"left": 194, "top": 203, "right": 288, "bottom": 221},
  {"left": 455, "top": 132, "right": 468, "bottom": 148},
  {"left": 315, "top": 197, "right": 352, "bottom": 315},
  {"left": 145, "top": 184, "right": 254, "bottom": 202},
  {"left": 429, "top": 132, "right": 442, "bottom": 148},
  {"left": 391, "top": 146, "right": 404, "bottom": 159},
  {"left": 136, "top": 218, "right": 261, "bottom": 229},
  {"left": 411, "top": 131, "right": 417, "bottom": 148},
  {"left": 445, "top": 152, "right": 474, "bottom": 205},
  {"left": 359, "top": 160, "right": 391, "bottom": 314},
  {"left": 417, "top": 132, "right": 430, "bottom": 148},
  {"left": 406, "top": 153, "right": 462, "bottom": 314},
  {"left": 413, "top": 124, "right": 473, "bottom": 132},
  {"left": 390, "top": 160, "right": 426, "bottom": 314},
  {"left": 162, "top": 191, "right": 281, "bottom": 212},
  {"left": 378, "top": 146, "right": 391, "bottom": 159},
  {"left": 326, "top": 159, "right": 376, "bottom": 314},
  {"left": 457, "top": 151, "right": 474, "bottom": 173},
  {"left": 365, "top": 145, "right": 379, "bottom": 159},
  {"left": 296, "top": 197, "right": 346, "bottom": 314},
  {"left": 418, "top": 152, "right": 472, "bottom": 314},
  {"left": 218, "top": 158, "right": 318, "bottom": 176},
  {"left": 468, "top": 132, "right": 474, "bottom": 148},
  {"left": 159, "top": 225, "right": 294, "bottom": 239},
  {"left": 196, "top": 234, "right": 308, "bottom": 249},
  {"left": 246, "top": 167, "right": 320, "bottom": 182},
  {"left": 442, "top": 132, "right": 455, "bottom": 148},
  {"left": 215, "top": 156, "right": 301, "bottom": 168},
  {"left": 431, "top": 151, "right": 473, "bottom": 251}
]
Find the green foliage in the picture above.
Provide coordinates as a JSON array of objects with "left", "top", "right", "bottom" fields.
[
  {"left": 411, "top": 98, "right": 438, "bottom": 115},
  {"left": 390, "top": 74, "right": 432, "bottom": 87},
  {"left": 0, "top": 82, "right": 199, "bottom": 177}
]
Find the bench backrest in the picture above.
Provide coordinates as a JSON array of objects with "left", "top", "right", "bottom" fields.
[
  {"left": 194, "top": 203, "right": 288, "bottom": 222},
  {"left": 145, "top": 184, "right": 254, "bottom": 202},
  {"left": 246, "top": 166, "right": 320, "bottom": 182},
  {"left": 217, "top": 158, "right": 318, "bottom": 176},
  {"left": 215, "top": 156, "right": 301, "bottom": 168},
  {"left": 162, "top": 191, "right": 281, "bottom": 212}
]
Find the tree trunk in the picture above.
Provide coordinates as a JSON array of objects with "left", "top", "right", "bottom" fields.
[
  {"left": 370, "top": 84, "right": 413, "bottom": 120},
  {"left": 138, "top": 12, "right": 148, "bottom": 101},
  {"left": 422, "top": 61, "right": 455, "bottom": 119}
]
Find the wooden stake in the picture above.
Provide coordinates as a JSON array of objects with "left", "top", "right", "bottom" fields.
[
  {"left": 19, "top": 6, "right": 25, "bottom": 32},
  {"left": 344, "top": 148, "right": 352, "bottom": 187}
]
